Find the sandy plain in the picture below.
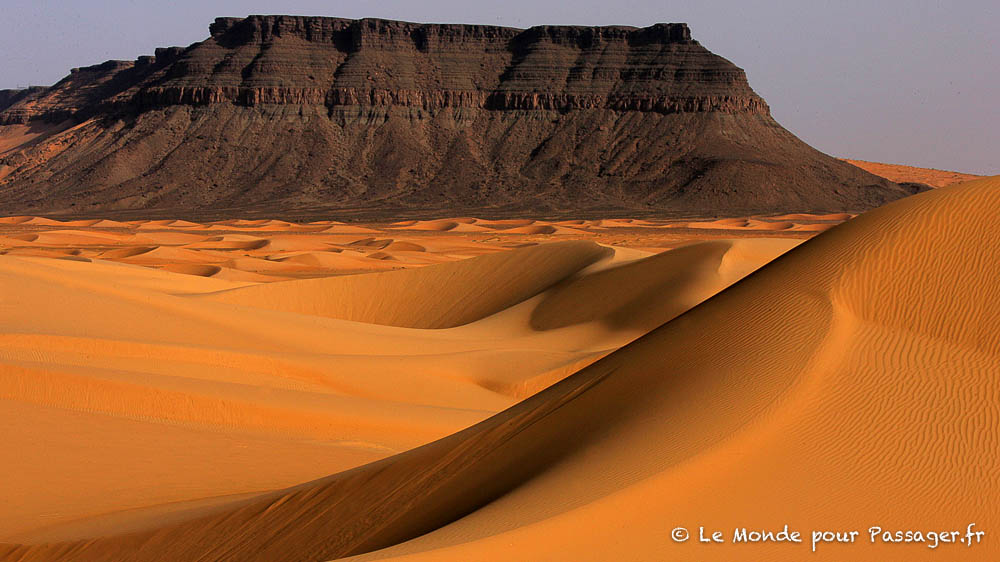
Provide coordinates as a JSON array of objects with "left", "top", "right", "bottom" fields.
[
  {"left": 844, "top": 158, "right": 984, "bottom": 187},
  {"left": 0, "top": 178, "right": 998, "bottom": 561}
]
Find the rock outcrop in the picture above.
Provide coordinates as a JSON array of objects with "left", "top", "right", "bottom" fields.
[{"left": 0, "top": 15, "right": 919, "bottom": 218}]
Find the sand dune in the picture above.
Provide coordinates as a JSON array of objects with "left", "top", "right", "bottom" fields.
[
  {"left": 503, "top": 224, "right": 592, "bottom": 235},
  {"left": 158, "top": 263, "right": 281, "bottom": 282},
  {"left": 390, "top": 219, "right": 602, "bottom": 236},
  {"left": 788, "top": 222, "right": 837, "bottom": 232},
  {"left": 391, "top": 219, "right": 462, "bottom": 231},
  {"left": 118, "top": 245, "right": 224, "bottom": 265},
  {"left": 203, "top": 241, "right": 614, "bottom": 328},
  {"left": 1, "top": 180, "right": 995, "bottom": 561},
  {"left": 0, "top": 225, "right": 803, "bottom": 548},
  {"left": 343, "top": 178, "right": 998, "bottom": 562},
  {"left": 0, "top": 216, "right": 63, "bottom": 226},
  {"left": 184, "top": 239, "right": 270, "bottom": 251},
  {"left": 271, "top": 250, "right": 402, "bottom": 272},
  {"left": 384, "top": 241, "right": 426, "bottom": 252},
  {"left": 255, "top": 235, "right": 340, "bottom": 252},
  {"left": 844, "top": 158, "right": 983, "bottom": 187},
  {"left": 157, "top": 219, "right": 207, "bottom": 228},
  {"left": 389, "top": 219, "right": 490, "bottom": 232},
  {"left": 745, "top": 219, "right": 794, "bottom": 230},
  {"left": 0, "top": 213, "right": 834, "bottom": 281},
  {"left": 531, "top": 238, "right": 800, "bottom": 331},
  {"left": 477, "top": 219, "right": 535, "bottom": 227},
  {"left": 767, "top": 212, "right": 853, "bottom": 221},
  {"left": 318, "top": 224, "right": 384, "bottom": 234},
  {"left": 29, "top": 229, "right": 135, "bottom": 245},
  {"left": 131, "top": 231, "right": 211, "bottom": 244},
  {"left": 1, "top": 178, "right": 994, "bottom": 561},
  {"left": 683, "top": 218, "right": 807, "bottom": 231}
]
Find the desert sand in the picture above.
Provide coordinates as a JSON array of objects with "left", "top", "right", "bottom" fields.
[
  {"left": 0, "top": 214, "right": 830, "bottom": 282},
  {"left": 0, "top": 178, "right": 998, "bottom": 560},
  {"left": 844, "top": 158, "right": 983, "bottom": 187},
  {"left": 0, "top": 216, "right": 806, "bottom": 547}
]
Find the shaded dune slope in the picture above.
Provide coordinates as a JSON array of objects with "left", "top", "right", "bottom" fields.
[
  {"left": 531, "top": 238, "right": 798, "bottom": 330},
  {"left": 3, "top": 179, "right": 996, "bottom": 561},
  {"left": 203, "top": 241, "right": 613, "bottom": 328}
]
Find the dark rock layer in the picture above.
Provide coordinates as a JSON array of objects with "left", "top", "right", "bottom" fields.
[{"left": 0, "top": 15, "right": 918, "bottom": 218}]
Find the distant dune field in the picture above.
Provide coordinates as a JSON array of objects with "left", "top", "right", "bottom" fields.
[
  {"left": 0, "top": 214, "right": 833, "bottom": 282},
  {"left": 0, "top": 177, "right": 998, "bottom": 561}
]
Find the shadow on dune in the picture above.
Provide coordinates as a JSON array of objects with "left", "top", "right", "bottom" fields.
[{"left": 4, "top": 178, "right": 999, "bottom": 561}]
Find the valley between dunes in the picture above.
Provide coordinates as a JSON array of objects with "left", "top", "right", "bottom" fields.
[{"left": 1, "top": 179, "right": 998, "bottom": 561}]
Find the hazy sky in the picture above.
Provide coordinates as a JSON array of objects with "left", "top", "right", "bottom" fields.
[{"left": 2, "top": 1, "right": 996, "bottom": 174}]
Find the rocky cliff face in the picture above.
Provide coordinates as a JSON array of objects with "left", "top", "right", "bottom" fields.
[{"left": 0, "top": 16, "right": 917, "bottom": 218}]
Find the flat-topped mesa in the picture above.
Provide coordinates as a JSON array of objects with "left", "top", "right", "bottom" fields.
[
  {"left": 0, "top": 15, "right": 912, "bottom": 218},
  {"left": 131, "top": 15, "right": 768, "bottom": 115},
  {"left": 207, "top": 15, "right": 693, "bottom": 46}
]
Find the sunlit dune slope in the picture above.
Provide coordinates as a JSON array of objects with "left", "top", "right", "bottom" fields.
[
  {"left": 4, "top": 176, "right": 996, "bottom": 562},
  {"left": 353, "top": 177, "right": 1000, "bottom": 562}
]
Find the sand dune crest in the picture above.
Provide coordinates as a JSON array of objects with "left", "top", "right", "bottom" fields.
[{"left": 203, "top": 241, "right": 613, "bottom": 329}]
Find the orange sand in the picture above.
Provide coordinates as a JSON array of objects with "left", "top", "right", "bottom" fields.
[
  {"left": 0, "top": 215, "right": 833, "bottom": 281},
  {"left": 0, "top": 181, "right": 997, "bottom": 560},
  {"left": 844, "top": 158, "right": 983, "bottom": 187}
]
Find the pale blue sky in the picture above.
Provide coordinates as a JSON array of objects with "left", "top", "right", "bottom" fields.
[{"left": 2, "top": 1, "right": 996, "bottom": 174}]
